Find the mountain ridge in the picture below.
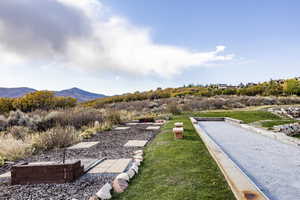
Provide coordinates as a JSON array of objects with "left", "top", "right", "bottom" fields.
[{"left": 0, "top": 87, "right": 106, "bottom": 102}]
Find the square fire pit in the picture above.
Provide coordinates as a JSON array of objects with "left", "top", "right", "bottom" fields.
[{"left": 11, "top": 161, "right": 84, "bottom": 185}]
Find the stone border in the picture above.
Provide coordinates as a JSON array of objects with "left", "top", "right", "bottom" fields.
[
  {"left": 191, "top": 117, "right": 269, "bottom": 200},
  {"left": 91, "top": 150, "right": 144, "bottom": 199}
]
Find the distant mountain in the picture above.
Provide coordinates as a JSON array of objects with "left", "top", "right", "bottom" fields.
[
  {"left": 55, "top": 88, "right": 106, "bottom": 102},
  {"left": 0, "top": 87, "right": 37, "bottom": 98},
  {"left": 0, "top": 87, "right": 106, "bottom": 102}
]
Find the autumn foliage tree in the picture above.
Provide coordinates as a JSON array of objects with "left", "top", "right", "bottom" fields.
[
  {"left": 0, "top": 98, "right": 14, "bottom": 114},
  {"left": 0, "top": 91, "right": 77, "bottom": 113},
  {"left": 283, "top": 79, "right": 300, "bottom": 95}
]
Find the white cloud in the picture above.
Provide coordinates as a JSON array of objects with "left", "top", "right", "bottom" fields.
[{"left": 0, "top": 0, "right": 234, "bottom": 78}]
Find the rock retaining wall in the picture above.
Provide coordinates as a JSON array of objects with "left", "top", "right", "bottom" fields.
[
  {"left": 273, "top": 123, "right": 300, "bottom": 136},
  {"left": 268, "top": 107, "right": 300, "bottom": 119}
]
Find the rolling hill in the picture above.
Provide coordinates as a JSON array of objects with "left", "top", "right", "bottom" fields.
[
  {"left": 55, "top": 87, "right": 106, "bottom": 102},
  {"left": 0, "top": 87, "right": 106, "bottom": 102},
  {"left": 0, "top": 87, "right": 37, "bottom": 98}
]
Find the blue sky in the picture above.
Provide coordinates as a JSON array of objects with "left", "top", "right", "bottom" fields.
[{"left": 0, "top": 0, "right": 300, "bottom": 95}]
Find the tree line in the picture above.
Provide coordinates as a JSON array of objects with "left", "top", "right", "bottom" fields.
[
  {"left": 83, "top": 78, "right": 300, "bottom": 108},
  {"left": 0, "top": 91, "right": 76, "bottom": 114},
  {"left": 1, "top": 78, "right": 300, "bottom": 113}
]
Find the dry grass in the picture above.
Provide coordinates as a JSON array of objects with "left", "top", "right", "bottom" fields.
[
  {"left": 0, "top": 115, "right": 7, "bottom": 131},
  {"left": 32, "top": 126, "right": 80, "bottom": 151},
  {"left": 104, "top": 109, "right": 122, "bottom": 125},
  {"left": 0, "top": 134, "right": 32, "bottom": 161},
  {"left": 7, "top": 126, "right": 30, "bottom": 140},
  {"left": 39, "top": 107, "right": 104, "bottom": 130},
  {"left": 167, "top": 103, "right": 182, "bottom": 115},
  {"left": 0, "top": 109, "right": 138, "bottom": 162}
]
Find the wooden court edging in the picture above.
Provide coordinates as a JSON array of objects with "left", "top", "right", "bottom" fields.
[{"left": 190, "top": 117, "right": 270, "bottom": 200}]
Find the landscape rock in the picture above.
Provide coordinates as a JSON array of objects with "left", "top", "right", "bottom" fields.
[
  {"left": 88, "top": 196, "right": 99, "bottom": 200},
  {"left": 134, "top": 152, "right": 143, "bottom": 157},
  {"left": 94, "top": 121, "right": 100, "bottom": 128},
  {"left": 95, "top": 183, "right": 112, "bottom": 200},
  {"left": 126, "top": 169, "right": 136, "bottom": 179},
  {"left": 112, "top": 178, "right": 129, "bottom": 193},
  {"left": 133, "top": 160, "right": 141, "bottom": 166},
  {"left": 148, "top": 102, "right": 159, "bottom": 109},
  {"left": 131, "top": 164, "right": 139, "bottom": 174},
  {"left": 273, "top": 123, "right": 300, "bottom": 136},
  {"left": 268, "top": 107, "right": 300, "bottom": 119},
  {"left": 115, "top": 173, "right": 130, "bottom": 182},
  {"left": 134, "top": 158, "right": 143, "bottom": 164},
  {"left": 133, "top": 155, "right": 143, "bottom": 161},
  {"left": 134, "top": 150, "right": 143, "bottom": 155}
]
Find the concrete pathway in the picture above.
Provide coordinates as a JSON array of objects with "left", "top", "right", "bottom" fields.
[
  {"left": 146, "top": 126, "right": 160, "bottom": 130},
  {"left": 67, "top": 142, "right": 99, "bottom": 149},
  {"left": 198, "top": 121, "right": 300, "bottom": 200},
  {"left": 114, "top": 127, "right": 130, "bottom": 130},
  {"left": 88, "top": 159, "right": 131, "bottom": 174},
  {"left": 124, "top": 140, "right": 148, "bottom": 147}
]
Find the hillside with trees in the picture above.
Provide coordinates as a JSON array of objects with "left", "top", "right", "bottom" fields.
[{"left": 84, "top": 78, "right": 300, "bottom": 108}]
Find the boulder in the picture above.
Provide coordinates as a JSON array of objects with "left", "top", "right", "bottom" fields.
[
  {"left": 133, "top": 155, "right": 143, "bottom": 161},
  {"left": 134, "top": 152, "right": 143, "bottom": 157},
  {"left": 273, "top": 123, "right": 300, "bottom": 136},
  {"left": 133, "top": 160, "right": 141, "bottom": 166},
  {"left": 112, "top": 178, "right": 129, "bottom": 193},
  {"left": 115, "top": 173, "right": 130, "bottom": 182},
  {"left": 134, "top": 150, "right": 143, "bottom": 155},
  {"left": 88, "top": 196, "right": 99, "bottom": 200},
  {"left": 134, "top": 159, "right": 143, "bottom": 164},
  {"left": 94, "top": 121, "right": 100, "bottom": 128},
  {"left": 126, "top": 169, "right": 135, "bottom": 179},
  {"left": 131, "top": 164, "right": 139, "bottom": 174},
  {"left": 96, "top": 183, "right": 112, "bottom": 200},
  {"left": 148, "top": 102, "right": 159, "bottom": 109}
]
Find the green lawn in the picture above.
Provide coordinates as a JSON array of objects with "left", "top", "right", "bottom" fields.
[
  {"left": 113, "top": 116, "right": 235, "bottom": 200},
  {"left": 194, "top": 110, "right": 299, "bottom": 129},
  {"left": 195, "top": 110, "right": 282, "bottom": 124}
]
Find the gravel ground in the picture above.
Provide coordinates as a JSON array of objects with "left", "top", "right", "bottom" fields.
[
  {"left": 199, "top": 121, "right": 300, "bottom": 200},
  {"left": 0, "top": 124, "right": 159, "bottom": 200}
]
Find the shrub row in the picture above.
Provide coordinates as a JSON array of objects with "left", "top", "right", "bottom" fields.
[
  {"left": 0, "top": 108, "right": 105, "bottom": 132},
  {"left": 0, "top": 91, "right": 76, "bottom": 114},
  {"left": 83, "top": 79, "right": 300, "bottom": 108},
  {"left": 0, "top": 126, "right": 80, "bottom": 161}
]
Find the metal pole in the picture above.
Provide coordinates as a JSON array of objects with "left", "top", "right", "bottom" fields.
[{"left": 63, "top": 148, "right": 66, "bottom": 164}]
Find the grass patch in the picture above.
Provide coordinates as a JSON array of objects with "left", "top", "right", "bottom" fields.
[
  {"left": 293, "top": 134, "right": 300, "bottom": 139},
  {"left": 260, "top": 120, "right": 298, "bottom": 128},
  {"left": 113, "top": 116, "right": 235, "bottom": 200},
  {"left": 195, "top": 110, "right": 282, "bottom": 123}
]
